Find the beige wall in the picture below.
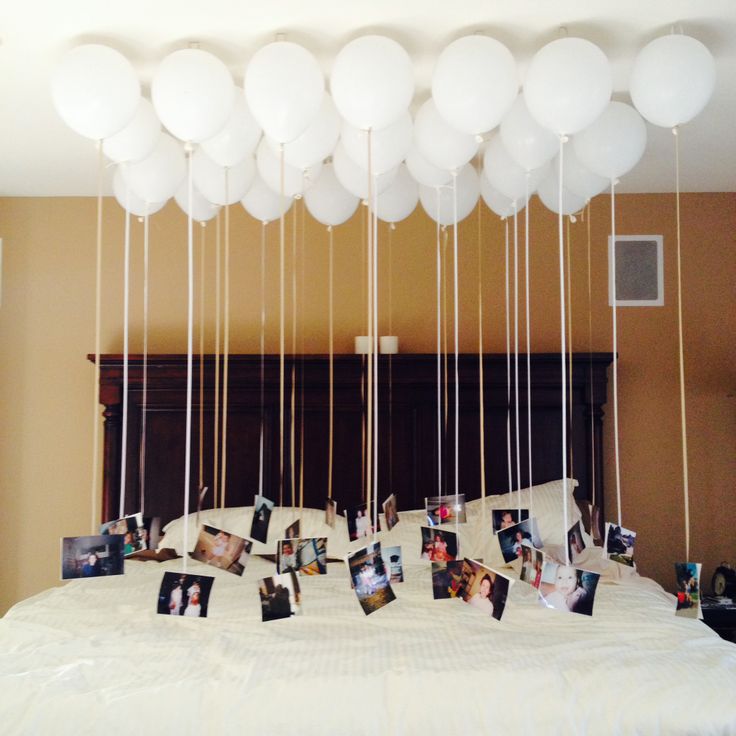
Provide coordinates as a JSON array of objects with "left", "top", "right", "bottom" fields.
[{"left": 1, "top": 192, "right": 734, "bottom": 614}]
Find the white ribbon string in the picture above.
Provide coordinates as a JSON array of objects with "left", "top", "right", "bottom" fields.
[
  {"left": 366, "top": 130, "right": 373, "bottom": 536},
  {"left": 452, "top": 174, "right": 460, "bottom": 540},
  {"left": 278, "top": 145, "right": 286, "bottom": 508},
  {"left": 610, "top": 179, "right": 622, "bottom": 528},
  {"left": 673, "top": 127, "right": 691, "bottom": 561},
  {"left": 182, "top": 147, "right": 195, "bottom": 574},
  {"left": 435, "top": 190, "right": 442, "bottom": 497},
  {"left": 504, "top": 218, "right": 512, "bottom": 496},
  {"left": 586, "top": 203, "right": 596, "bottom": 509},
  {"left": 513, "top": 203, "right": 521, "bottom": 510},
  {"left": 213, "top": 212, "right": 221, "bottom": 508},
  {"left": 477, "top": 201, "right": 487, "bottom": 508},
  {"left": 198, "top": 222, "right": 205, "bottom": 494},
  {"left": 290, "top": 196, "right": 297, "bottom": 511},
  {"left": 259, "top": 221, "right": 266, "bottom": 497},
  {"left": 372, "top": 174, "right": 379, "bottom": 538},
  {"left": 220, "top": 176, "right": 231, "bottom": 510},
  {"left": 524, "top": 175, "right": 534, "bottom": 520},
  {"left": 558, "top": 135, "right": 570, "bottom": 565},
  {"left": 119, "top": 189, "right": 131, "bottom": 519},
  {"left": 327, "top": 225, "right": 334, "bottom": 501},
  {"left": 139, "top": 209, "right": 150, "bottom": 516},
  {"left": 90, "top": 143, "right": 104, "bottom": 533}
]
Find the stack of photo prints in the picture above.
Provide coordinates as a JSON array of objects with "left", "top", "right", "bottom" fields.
[{"left": 59, "top": 492, "right": 676, "bottom": 624}]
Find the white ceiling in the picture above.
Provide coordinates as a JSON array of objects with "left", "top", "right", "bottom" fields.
[{"left": 1, "top": 0, "right": 735, "bottom": 196}]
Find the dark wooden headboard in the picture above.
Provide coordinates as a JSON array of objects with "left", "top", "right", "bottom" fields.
[{"left": 93, "top": 353, "right": 612, "bottom": 526}]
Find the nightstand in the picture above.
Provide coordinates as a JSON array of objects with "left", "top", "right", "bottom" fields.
[{"left": 701, "top": 597, "right": 736, "bottom": 643}]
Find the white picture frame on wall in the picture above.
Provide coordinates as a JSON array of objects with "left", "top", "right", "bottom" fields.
[{"left": 608, "top": 234, "right": 664, "bottom": 307}]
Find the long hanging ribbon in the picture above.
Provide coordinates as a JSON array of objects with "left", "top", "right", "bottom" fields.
[
  {"left": 220, "top": 178, "right": 231, "bottom": 510},
  {"left": 258, "top": 222, "right": 266, "bottom": 497},
  {"left": 558, "top": 136, "right": 570, "bottom": 565},
  {"left": 586, "top": 203, "right": 596, "bottom": 509},
  {"left": 278, "top": 146, "right": 286, "bottom": 508},
  {"left": 451, "top": 175, "right": 460, "bottom": 539},
  {"left": 504, "top": 218, "right": 512, "bottom": 496},
  {"left": 213, "top": 211, "right": 221, "bottom": 508},
  {"left": 673, "top": 127, "right": 691, "bottom": 560},
  {"left": 365, "top": 130, "right": 373, "bottom": 533},
  {"left": 90, "top": 144, "right": 104, "bottom": 533},
  {"left": 524, "top": 176, "right": 534, "bottom": 519},
  {"left": 119, "top": 192, "right": 131, "bottom": 519},
  {"left": 442, "top": 227, "right": 449, "bottom": 492},
  {"left": 327, "top": 225, "right": 334, "bottom": 500},
  {"left": 566, "top": 217, "right": 575, "bottom": 481},
  {"left": 181, "top": 147, "right": 195, "bottom": 573},
  {"left": 388, "top": 222, "right": 394, "bottom": 493},
  {"left": 290, "top": 196, "right": 298, "bottom": 510},
  {"left": 477, "top": 201, "right": 487, "bottom": 506},
  {"left": 360, "top": 205, "right": 367, "bottom": 504},
  {"left": 299, "top": 198, "right": 306, "bottom": 515},
  {"left": 139, "top": 210, "right": 150, "bottom": 516},
  {"left": 198, "top": 222, "right": 205, "bottom": 493},
  {"left": 513, "top": 204, "right": 521, "bottom": 510},
  {"left": 372, "top": 174, "right": 380, "bottom": 537},
  {"left": 610, "top": 179, "right": 623, "bottom": 527},
  {"left": 435, "top": 191, "right": 442, "bottom": 497}
]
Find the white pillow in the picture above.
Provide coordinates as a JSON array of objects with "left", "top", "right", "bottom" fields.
[
  {"left": 158, "top": 504, "right": 353, "bottom": 558},
  {"left": 467, "top": 479, "right": 582, "bottom": 567}
]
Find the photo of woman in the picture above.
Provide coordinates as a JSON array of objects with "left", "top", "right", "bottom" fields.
[
  {"left": 469, "top": 574, "right": 495, "bottom": 615},
  {"left": 460, "top": 559, "right": 512, "bottom": 621}
]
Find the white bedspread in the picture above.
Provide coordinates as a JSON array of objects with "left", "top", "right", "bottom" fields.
[{"left": 2, "top": 553, "right": 736, "bottom": 735}]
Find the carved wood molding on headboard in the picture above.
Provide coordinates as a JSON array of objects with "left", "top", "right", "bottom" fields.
[{"left": 91, "top": 353, "right": 612, "bottom": 526}]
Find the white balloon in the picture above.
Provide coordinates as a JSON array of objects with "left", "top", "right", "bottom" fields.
[
  {"left": 552, "top": 147, "right": 608, "bottom": 201},
  {"left": 524, "top": 38, "right": 612, "bottom": 135},
  {"left": 103, "top": 99, "right": 161, "bottom": 163},
  {"left": 256, "top": 138, "right": 322, "bottom": 198},
  {"left": 573, "top": 101, "right": 647, "bottom": 180},
  {"left": 174, "top": 182, "right": 221, "bottom": 222},
  {"left": 630, "top": 34, "right": 716, "bottom": 128},
  {"left": 152, "top": 49, "right": 234, "bottom": 143},
  {"left": 51, "top": 44, "right": 140, "bottom": 140},
  {"left": 480, "top": 176, "right": 525, "bottom": 218},
  {"left": 536, "top": 174, "right": 587, "bottom": 215},
  {"left": 419, "top": 163, "right": 480, "bottom": 226},
  {"left": 200, "top": 94, "right": 262, "bottom": 167},
  {"left": 376, "top": 164, "right": 419, "bottom": 223},
  {"left": 432, "top": 35, "right": 518, "bottom": 135},
  {"left": 112, "top": 168, "right": 167, "bottom": 216},
  {"left": 483, "top": 133, "right": 548, "bottom": 200},
  {"left": 341, "top": 111, "right": 413, "bottom": 173},
  {"left": 405, "top": 146, "right": 453, "bottom": 188},
  {"left": 500, "top": 94, "right": 559, "bottom": 171},
  {"left": 303, "top": 164, "right": 359, "bottom": 226},
  {"left": 332, "top": 141, "right": 398, "bottom": 200},
  {"left": 267, "top": 93, "right": 341, "bottom": 170},
  {"left": 331, "top": 35, "right": 415, "bottom": 130},
  {"left": 244, "top": 41, "right": 324, "bottom": 143},
  {"left": 192, "top": 149, "right": 256, "bottom": 205},
  {"left": 121, "top": 133, "right": 186, "bottom": 203},
  {"left": 414, "top": 99, "right": 479, "bottom": 171},
  {"left": 241, "top": 175, "right": 293, "bottom": 223}
]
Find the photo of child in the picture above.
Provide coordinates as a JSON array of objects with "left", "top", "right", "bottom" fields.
[
  {"left": 61, "top": 535, "right": 125, "bottom": 580},
  {"left": 346, "top": 503, "right": 378, "bottom": 541},
  {"left": 157, "top": 572, "right": 214, "bottom": 618},
  {"left": 382, "top": 494, "right": 400, "bottom": 531},
  {"left": 675, "top": 561, "right": 702, "bottom": 619},
  {"left": 567, "top": 520, "right": 587, "bottom": 565},
  {"left": 459, "top": 559, "right": 513, "bottom": 621},
  {"left": 347, "top": 541, "right": 396, "bottom": 615},
  {"left": 420, "top": 526, "right": 458, "bottom": 562},
  {"left": 258, "top": 572, "right": 301, "bottom": 622},
  {"left": 277, "top": 539, "right": 299, "bottom": 574},
  {"left": 284, "top": 519, "right": 300, "bottom": 541},
  {"left": 431, "top": 560, "right": 464, "bottom": 599},
  {"left": 190, "top": 524, "right": 253, "bottom": 576},
  {"left": 519, "top": 544, "right": 544, "bottom": 589},
  {"left": 604, "top": 523, "right": 637, "bottom": 567},
  {"left": 538, "top": 562, "right": 600, "bottom": 616},
  {"left": 491, "top": 509, "right": 529, "bottom": 535},
  {"left": 497, "top": 518, "right": 543, "bottom": 563},
  {"left": 425, "top": 494, "right": 466, "bottom": 526},
  {"left": 100, "top": 512, "right": 148, "bottom": 556}
]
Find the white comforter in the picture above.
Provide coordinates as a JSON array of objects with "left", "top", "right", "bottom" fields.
[{"left": 2, "top": 552, "right": 736, "bottom": 736}]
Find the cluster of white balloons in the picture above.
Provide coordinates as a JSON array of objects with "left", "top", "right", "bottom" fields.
[{"left": 52, "top": 33, "right": 715, "bottom": 226}]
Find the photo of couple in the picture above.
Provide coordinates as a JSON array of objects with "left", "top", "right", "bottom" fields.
[{"left": 157, "top": 572, "right": 214, "bottom": 618}]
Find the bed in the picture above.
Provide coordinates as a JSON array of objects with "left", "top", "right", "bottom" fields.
[{"left": 2, "top": 352, "right": 736, "bottom": 735}]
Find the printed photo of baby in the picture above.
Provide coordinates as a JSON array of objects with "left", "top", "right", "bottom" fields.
[
  {"left": 420, "top": 526, "right": 458, "bottom": 562},
  {"left": 497, "top": 518, "right": 543, "bottom": 564},
  {"left": 604, "top": 523, "right": 637, "bottom": 567},
  {"left": 538, "top": 561, "right": 600, "bottom": 616},
  {"left": 492, "top": 509, "right": 529, "bottom": 535},
  {"left": 459, "top": 559, "right": 513, "bottom": 621},
  {"left": 190, "top": 525, "right": 253, "bottom": 576}
]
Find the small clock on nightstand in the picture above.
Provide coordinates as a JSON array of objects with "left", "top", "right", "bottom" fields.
[
  {"left": 702, "top": 564, "right": 736, "bottom": 643},
  {"left": 712, "top": 563, "right": 736, "bottom": 598}
]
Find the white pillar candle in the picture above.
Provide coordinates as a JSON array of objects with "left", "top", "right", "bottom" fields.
[
  {"left": 354, "top": 336, "right": 371, "bottom": 354},
  {"left": 380, "top": 336, "right": 399, "bottom": 354}
]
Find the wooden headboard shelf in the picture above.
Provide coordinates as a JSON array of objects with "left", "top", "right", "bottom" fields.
[{"left": 92, "top": 353, "right": 612, "bottom": 526}]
